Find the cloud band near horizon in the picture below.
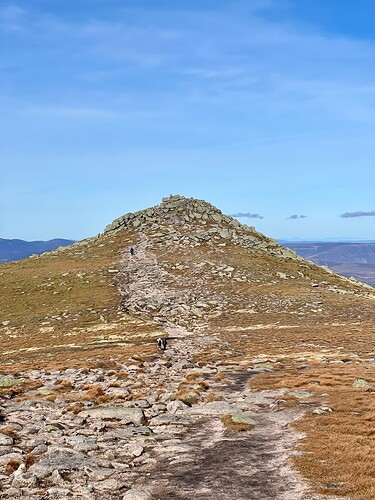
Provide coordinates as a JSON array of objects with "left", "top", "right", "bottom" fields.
[
  {"left": 287, "top": 214, "right": 307, "bottom": 219},
  {"left": 341, "top": 211, "right": 375, "bottom": 218},
  {"left": 230, "top": 212, "right": 263, "bottom": 219}
]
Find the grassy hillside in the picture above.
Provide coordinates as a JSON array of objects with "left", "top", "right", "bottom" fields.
[{"left": 0, "top": 230, "right": 163, "bottom": 369}]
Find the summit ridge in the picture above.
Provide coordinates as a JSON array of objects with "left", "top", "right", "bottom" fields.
[{"left": 104, "top": 194, "right": 300, "bottom": 260}]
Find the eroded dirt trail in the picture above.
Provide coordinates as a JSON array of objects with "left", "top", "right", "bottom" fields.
[
  {"left": 143, "top": 338, "right": 326, "bottom": 500},
  {"left": 116, "top": 241, "right": 346, "bottom": 500}
]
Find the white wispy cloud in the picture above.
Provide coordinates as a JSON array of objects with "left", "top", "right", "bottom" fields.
[{"left": 2, "top": 1, "right": 375, "bottom": 135}]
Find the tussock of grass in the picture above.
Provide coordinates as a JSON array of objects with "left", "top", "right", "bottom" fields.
[
  {"left": 64, "top": 402, "right": 85, "bottom": 415},
  {"left": 25, "top": 454, "right": 39, "bottom": 469},
  {"left": 0, "top": 426, "right": 19, "bottom": 440},
  {"left": 205, "top": 392, "right": 223, "bottom": 402},
  {"left": 213, "top": 372, "right": 226, "bottom": 382},
  {"left": 4, "top": 460, "right": 20, "bottom": 475}
]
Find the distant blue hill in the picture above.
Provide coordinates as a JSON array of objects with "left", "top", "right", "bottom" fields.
[
  {"left": 280, "top": 240, "right": 375, "bottom": 288},
  {"left": 0, "top": 238, "right": 75, "bottom": 263}
]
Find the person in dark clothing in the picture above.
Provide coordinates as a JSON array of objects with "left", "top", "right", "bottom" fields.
[
  {"left": 162, "top": 338, "right": 168, "bottom": 350},
  {"left": 130, "top": 247, "right": 135, "bottom": 256}
]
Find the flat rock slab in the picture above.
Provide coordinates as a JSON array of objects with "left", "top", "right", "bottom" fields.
[
  {"left": 79, "top": 407, "right": 145, "bottom": 425},
  {"left": 98, "top": 426, "right": 153, "bottom": 441},
  {"left": 149, "top": 414, "right": 190, "bottom": 426},
  {"left": 187, "top": 401, "right": 234, "bottom": 416},
  {"left": 230, "top": 412, "right": 256, "bottom": 426},
  {"left": 29, "top": 455, "right": 96, "bottom": 479}
]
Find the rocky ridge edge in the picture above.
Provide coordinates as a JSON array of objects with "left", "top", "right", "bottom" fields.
[{"left": 104, "top": 195, "right": 302, "bottom": 260}]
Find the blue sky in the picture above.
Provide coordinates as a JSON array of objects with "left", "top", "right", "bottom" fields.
[{"left": 1, "top": 0, "right": 375, "bottom": 241}]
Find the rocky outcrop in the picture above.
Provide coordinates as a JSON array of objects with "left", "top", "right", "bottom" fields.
[{"left": 104, "top": 195, "right": 301, "bottom": 260}]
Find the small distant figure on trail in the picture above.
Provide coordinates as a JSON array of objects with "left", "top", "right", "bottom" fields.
[
  {"left": 157, "top": 337, "right": 168, "bottom": 351},
  {"left": 130, "top": 247, "right": 135, "bottom": 256}
]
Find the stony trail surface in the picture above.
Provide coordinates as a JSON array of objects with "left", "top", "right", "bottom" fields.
[{"left": 0, "top": 331, "right": 337, "bottom": 500}]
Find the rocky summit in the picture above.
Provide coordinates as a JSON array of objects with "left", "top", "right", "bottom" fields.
[
  {"left": 0, "top": 195, "right": 375, "bottom": 499},
  {"left": 104, "top": 194, "right": 300, "bottom": 260}
]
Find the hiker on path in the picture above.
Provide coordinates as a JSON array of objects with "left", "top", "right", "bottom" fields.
[
  {"left": 157, "top": 338, "right": 168, "bottom": 351},
  {"left": 130, "top": 247, "right": 135, "bottom": 256}
]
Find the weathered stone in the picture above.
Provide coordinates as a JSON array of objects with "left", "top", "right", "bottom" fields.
[
  {"left": 149, "top": 414, "right": 190, "bottom": 426},
  {"left": 29, "top": 455, "right": 96, "bottom": 479},
  {"left": 0, "top": 452, "right": 23, "bottom": 470},
  {"left": 166, "top": 400, "right": 189, "bottom": 414},
  {"left": 0, "top": 375, "right": 25, "bottom": 387},
  {"left": 287, "top": 390, "right": 313, "bottom": 399},
  {"left": 230, "top": 412, "right": 256, "bottom": 427},
  {"left": 11, "top": 464, "right": 37, "bottom": 488},
  {"left": 122, "top": 487, "right": 153, "bottom": 500},
  {"left": 219, "top": 229, "right": 231, "bottom": 239},
  {"left": 352, "top": 378, "right": 372, "bottom": 388},
  {"left": 128, "top": 443, "right": 144, "bottom": 457},
  {"left": 98, "top": 427, "right": 152, "bottom": 441},
  {"left": 313, "top": 406, "right": 333, "bottom": 415},
  {"left": 188, "top": 401, "right": 233, "bottom": 416},
  {"left": 79, "top": 407, "right": 145, "bottom": 425},
  {"left": 0, "top": 433, "right": 13, "bottom": 446}
]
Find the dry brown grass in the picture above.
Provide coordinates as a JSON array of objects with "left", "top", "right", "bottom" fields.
[
  {"left": 251, "top": 363, "right": 375, "bottom": 498},
  {"left": 0, "top": 379, "right": 42, "bottom": 398},
  {"left": 25, "top": 454, "right": 39, "bottom": 469},
  {"left": 204, "top": 391, "right": 223, "bottom": 402},
  {"left": 0, "top": 229, "right": 165, "bottom": 369},
  {"left": 0, "top": 426, "right": 19, "bottom": 440},
  {"left": 4, "top": 460, "right": 20, "bottom": 475},
  {"left": 64, "top": 402, "right": 86, "bottom": 415}
]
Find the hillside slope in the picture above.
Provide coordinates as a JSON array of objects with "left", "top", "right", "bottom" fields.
[{"left": 1, "top": 195, "right": 375, "bottom": 499}]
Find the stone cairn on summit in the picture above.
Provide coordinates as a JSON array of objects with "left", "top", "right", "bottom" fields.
[{"left": 104, "top": 194, "right": 301, "bottom": 259}]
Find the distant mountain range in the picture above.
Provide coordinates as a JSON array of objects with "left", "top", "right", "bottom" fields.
[
  {"left": 282, "top": 241, "right": 375, "bottom": 287},
  {"left": 0, "top": 238, "right": 75, "bottom": 263}
]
